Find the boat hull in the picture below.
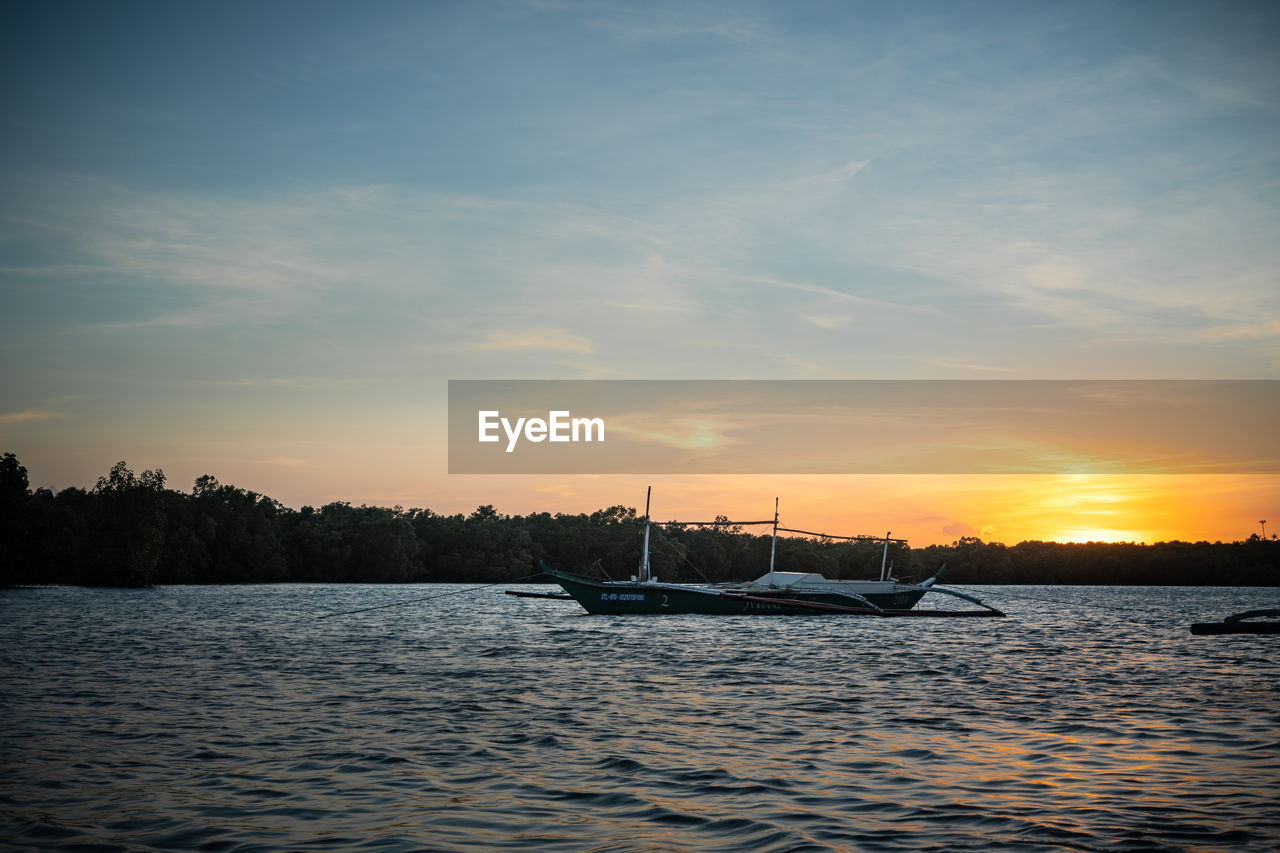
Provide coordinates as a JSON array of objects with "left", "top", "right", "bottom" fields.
[
  {"left": 1190, "top": 621, "right": 1280, "bottom": 635},
  {"left": 550, "top": 570, "right": 928, "bottom": 615}
]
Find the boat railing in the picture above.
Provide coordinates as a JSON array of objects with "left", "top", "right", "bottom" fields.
[
  {"left": 660, "top": 519, "right": 907, "bottom": 545},
  {"left": 776, "top": 526, "right": 908, "bottom": 544}
]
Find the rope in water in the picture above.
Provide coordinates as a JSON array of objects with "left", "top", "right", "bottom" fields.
[{"left": 316, "top": 571, "right": 548, "bottom": 619}]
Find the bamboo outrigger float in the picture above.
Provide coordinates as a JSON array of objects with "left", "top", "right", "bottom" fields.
[
  {"left": 541, "top": 489, "right": 1005, "bottom": 618},
  {"left": 504, "top": 590, "right": 574, "bottom": 600},
  {"left": 1190, "top": 609, "right": 1280, "bottom": 635}
]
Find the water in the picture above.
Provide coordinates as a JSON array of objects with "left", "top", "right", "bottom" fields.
[{"left": 2, "top": 584, "right": 1278, "bottom": 852}]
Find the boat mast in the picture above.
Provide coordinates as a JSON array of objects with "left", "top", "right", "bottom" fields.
[
  {"left": 879, "top": 531, "right": 892, "bottom": 582},
  {"left": 767, "top": 497, "right": 779, "bottom": 584},
  {"left": 639, "top": 486, "right": 652, "bottom": 583}
]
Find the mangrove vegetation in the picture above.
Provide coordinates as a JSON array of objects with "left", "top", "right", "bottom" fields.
[{"left": 1, "top": 453, "right": 1276, "bottom": 587}]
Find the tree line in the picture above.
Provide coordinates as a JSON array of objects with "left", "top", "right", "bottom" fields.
[{"left": 1, "top": 453, "right": 1276, "bottom": 587}]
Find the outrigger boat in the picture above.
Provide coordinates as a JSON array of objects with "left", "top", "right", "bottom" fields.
[{"left": 544, "top": 490, "right": 1004, "bottom": 618}]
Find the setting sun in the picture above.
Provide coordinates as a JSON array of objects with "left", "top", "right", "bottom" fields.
[{"left": 1051, "top": 528, "right": 1149, "bottom": 544}]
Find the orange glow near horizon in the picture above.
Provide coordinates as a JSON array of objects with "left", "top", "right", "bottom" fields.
[
  {"left": 12, "top": 381, "right": 1277, "bottom": 549},
  {"left": 371, "top": 471, "right": 1276, "bottom": 547},
  {"left": 1049, "top": 528, "right": 1149, "bottom": 544},
  {"left": 15, "top": 442, "right": 1277, "bottom": 547}
]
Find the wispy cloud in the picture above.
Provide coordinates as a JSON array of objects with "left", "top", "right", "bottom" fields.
[
  {"left": 929, "top": 359, "right": 1021, "bottom": 374},
  {"left": 468, "top": 328, "right": 594, "bottom": 354},
  {"left": 608, "top": 418, "right": 739, "bottom": 451},
  {"left": 805, "top": 315, "right": 850, "bottom": 330},
  {"left": 738, "top": 273, "right": 930, "bottom": 314},
  {"left": 573, "top": 1, "right": 773, "bottom": 48},
  {"left": 261, "top": 456, "right": 315, "bottom": 468},
  {"left": 602, "top": 300, "right": 694, "bottom": 313},
  {"left": 800, "top": 160, "right": 871, "bottom": 186},
  {"left": 84, "top": 312, "right": 211, "bottom": 331},
  {"left": 210, "top": 377, "right": 361, "bottom": 389},
  {"left": 0, "top": 409, "right": 59, "bottom": 427},
  {"left": 4, "top": 0, "right": 1277, "bottom": 471}
]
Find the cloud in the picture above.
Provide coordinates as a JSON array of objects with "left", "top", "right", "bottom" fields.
[
  {"left": 740, "top": 273, "right": 928, "bottom": 313},
  {"left": 0, "top": 409, "right": 59, "bottom": 427},
  {"left": 6, "top": 0, "right": 1278, "bottom": 384},
  {"left": 804, "top": 160, "right": 871, "bottom": 185},
  {"left": 608, "top": 418, "right": 738, "bottom": 451},
  {"left": 602, "top": 300, "right": 694, "bottom": 314},
  {"left": 261, "top": 457, "right": 315, "bottom": 468},
  {"left": 577, "top": 2, "right": 773, "bottom": 48},
  {"left": 207, "top": 377, "right": 361, "bottom": 389},
  {"left": 468, "top": 328, "right": 594, "bottom": 354},
  {"left": 1187, "top": 318, "right": 1280, "bottom": 344},
  {"left": 929, "top": 359, "right": 1020, "bottom": 374},
  {"left": 85, "top": 312, "right": 210, "bottom": 331}
]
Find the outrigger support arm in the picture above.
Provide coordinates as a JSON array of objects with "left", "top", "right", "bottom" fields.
[
  {"left": 830, "top": 590, "right": 885, "bottom": 612},
  {"left": 919, "top": 563, "right": 947, "bottom": 588},
  {"left": 924, "top": 584, "right": 1004, "bottom": 615},
  {"left": 1225, "top": 608, "right": 1280, "bottom": 622}
]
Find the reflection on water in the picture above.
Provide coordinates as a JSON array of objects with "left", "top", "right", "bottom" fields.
[{"left": 1, "top": 584, "right": 1278, "bottom": 851}]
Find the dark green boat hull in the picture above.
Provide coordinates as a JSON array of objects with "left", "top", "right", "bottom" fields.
[{"left": 550, "top": 569, "right": 928, "bottom": 615}]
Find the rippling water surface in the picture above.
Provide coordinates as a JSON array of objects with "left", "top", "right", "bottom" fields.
[{"left": 2, "top": 584, "right": 1278, "bottom": 852}]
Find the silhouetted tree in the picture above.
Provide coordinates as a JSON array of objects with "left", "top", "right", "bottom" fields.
[
  {"left": 84, "top": 461, "right": 168, "bottom": 586},
  {"left": 0, "top": 453, "right": 31, "bottom": 585}
]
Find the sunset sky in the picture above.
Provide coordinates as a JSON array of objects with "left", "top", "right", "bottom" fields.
[{"left": 2, "top": 1, "right": 1277, "bottom": 546}]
